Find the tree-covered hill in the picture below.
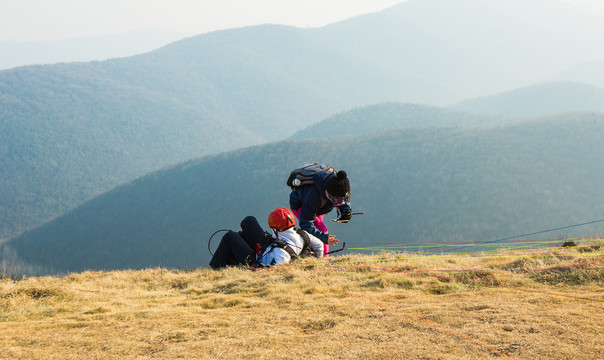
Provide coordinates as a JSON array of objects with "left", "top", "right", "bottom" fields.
[
  {"left": 0, "top": 25, "right": 366, "bottom": 238},
  {"left": 5, "top": 112, "right": 604, "bottom": 274},
  {"left": 0, "top": 63, "right": 263, "bottom": 238},
  {"left": 0, "top": 22, "right": 444, "bottom": 239},
  {"left": 451, "top": 82, "right": 604, "bottom": 116},
  {"left": 3, "top": 0, "right": 604, "bottom": 239},
  {"left": 290, "top": 103, "right": 512, "bottom": 139}
]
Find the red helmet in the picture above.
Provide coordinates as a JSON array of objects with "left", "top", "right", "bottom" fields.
[{"left": 268, "top": 207, "right": 296, "bottom": 231}]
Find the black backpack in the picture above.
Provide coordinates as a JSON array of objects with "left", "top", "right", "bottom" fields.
[
  {"left": 286, "top": 163, "right": 335, "bottom": 190},
  {"left": 295, "top": 228, "right": 314, "bottom": 258}
]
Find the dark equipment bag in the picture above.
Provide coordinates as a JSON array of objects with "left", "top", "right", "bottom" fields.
[{"left": 286, "top": 163, "right": 335, "bottom": 190}]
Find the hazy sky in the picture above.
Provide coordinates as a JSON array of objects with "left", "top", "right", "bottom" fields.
[
  {"left": 1, "top": 0, "right": 603, "bottom": 42},
  {"left": 0, "top": 0, "right": 403, "bottom": 42}
]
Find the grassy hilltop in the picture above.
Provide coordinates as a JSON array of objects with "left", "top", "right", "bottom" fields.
[{"left": 1, "top": 239, "right": 603, "bottom": 359}]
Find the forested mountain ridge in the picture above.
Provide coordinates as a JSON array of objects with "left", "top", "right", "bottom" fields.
[
  {"left": 291, "top": 103, "right": 513, "bottom": 139},
  {"left": 0, "top": 63, "right": 263, "bottom": 238},
  {"left": 292, "top": 84, "right": 604, "bottom": 139},
  {"left": 0, "top": 23, "right": 431, "bottom": 239},
  {"left": 3, "top": 0, "right": 604, "bottom": 239},
  {"left": 5, "top": 112, "right": 604, "bottom": 274}
]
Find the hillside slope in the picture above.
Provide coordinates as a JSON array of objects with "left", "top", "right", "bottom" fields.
[
  {"left": 3, "top": 0, "right": 604, "bottom": 239},
  {"left": 290, "top": 102, "right": 512, "bottom": 139},
  {"left": 0, "top": 63, "right": 263, "bottom": 238},
  {"left": 0, "top": 23, "right": 433, "bottom": 239},
  {"left": 5, "top": 112, "right": 604, "bottom": 273},
  {"left": 1, "top": 245, "right": 602, "bottom": 359}
]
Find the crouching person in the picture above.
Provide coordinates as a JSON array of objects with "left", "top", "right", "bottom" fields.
[{"left": 209, "top": 208, "right": 324, "bottom": 269}]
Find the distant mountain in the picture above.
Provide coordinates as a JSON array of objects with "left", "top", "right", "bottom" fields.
[
  {"left": 0, "top": 62, "right": 265, "bottom": 238},
  {"left": 291, "top": 103, "right": 512, "bottom": 139},
  {"left": 0, "top": 29, "right": 187, "bottom": 70},
  {"left": 315, "top": 0, "right": 604, "bottom": 97},
  {"left": 5, "top": 111, "right": 604, "bottom": 274},
  {"left": 0, "top": 23, "right": 425, "bottom": 238},
  {"left": 3, "top": 0, "right": 604, "bottom": 239},
  {"left": 551, "top": 60, "right": 604, "bottom": 89},
  {"left": 451, "top": 82, "right": 604, "bottom": 116}
]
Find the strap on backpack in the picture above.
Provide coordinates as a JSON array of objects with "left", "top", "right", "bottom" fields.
[
  {"left": 271, "top": 238, "right": 299, "bottom": 259},
  {"left": 295, "top": 228, "right": 313, "bottom": 258},
  {"left": 268, "top": 229, "right": 312, "bottom": 260}
]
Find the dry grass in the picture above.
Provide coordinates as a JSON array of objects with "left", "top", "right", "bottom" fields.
[{"left": 1, "top": 240, "right": 602, "bottom": 359}]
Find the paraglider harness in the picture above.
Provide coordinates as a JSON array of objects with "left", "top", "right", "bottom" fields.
[
  {"left": 207, "top": 218, "right": 354, "bottom": 260},
  {"left": 258, "top": 228, "right": 314, "bottom": 263},
  {"left": 206, "top": 227, "right": 315, "bottom": 268},
  {"left": 258, "top": 229, "right": 348, "bottom": 261}
]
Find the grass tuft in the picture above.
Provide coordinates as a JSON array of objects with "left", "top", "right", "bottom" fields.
[
  {"left": 4, "top": 287, "right": 65, "bottom": 299},
  {"left": 453, "top": 270, "right": 501, "bottom": 286},
  {"left": 578, "top": 244, "right": 601, "bottom": 253},
  {"left": 83, "top": 306, "right": 110, "bottom": 315},
  {"left": 299, "top": 318, "right": 337, "bottom": 332},
  {"left": 425, "top": 281, "right": 457, "bottom": 295},
  {"left": 529, "top": 267, "right": 604, "bottom": 286}
]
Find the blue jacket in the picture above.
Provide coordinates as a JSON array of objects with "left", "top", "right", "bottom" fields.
[{"left": 289, "top": 171, "right": 352, "bottom": 243}]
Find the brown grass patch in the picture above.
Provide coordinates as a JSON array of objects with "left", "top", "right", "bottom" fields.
[{"left": 0, "top": 241, "right": 603, "bottom": 359}]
